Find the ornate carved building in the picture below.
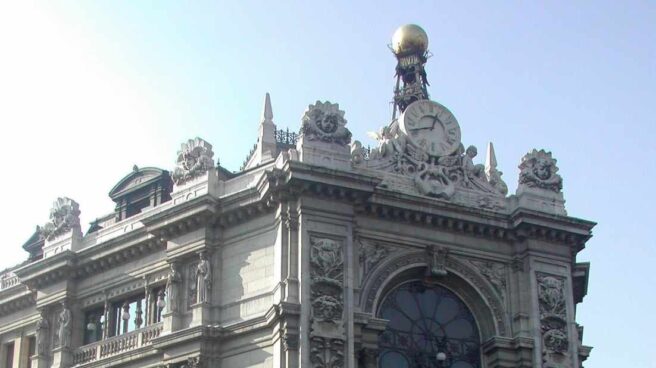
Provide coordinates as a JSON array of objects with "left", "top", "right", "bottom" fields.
[{"left": 0, "top": 25, "right": 593, "bottom": 368}]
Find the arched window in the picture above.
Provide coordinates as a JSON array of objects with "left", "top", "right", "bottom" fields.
[{"left": 378, "top": 281, "right": 481, "bottom": 368}]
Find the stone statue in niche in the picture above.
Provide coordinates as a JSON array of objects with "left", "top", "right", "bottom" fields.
[
  {"left": 42, "top": 197, "right": 80, "bottom": 240},
  {"left": 518, "top": 149, "right": 563, "bottom": 192},
  {"left": 166, "top": 262, "right": 182, "bottom": 312},
  {"left": 172, "top": 137, "right": 215, "bottom": 185},
  {"left": 35, "top": 309, "right": 49, "bottom": 355},
  {"left": 57, "top": 301, "right": 71, "bottom": 349},
  {"left": 301, "top": 101, "right": 352, "bottom": 145},
  {"left": 195, "top": 252, "right": 211, "bottom": 304}
]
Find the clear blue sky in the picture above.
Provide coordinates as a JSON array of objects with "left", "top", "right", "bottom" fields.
[{"left": 0, "top": 1, "right": 654, "bottom": 366}]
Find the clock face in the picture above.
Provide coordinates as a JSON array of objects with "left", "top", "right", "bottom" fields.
[{"left": 400, "top": 100, "right": 461, "bottom": 157}]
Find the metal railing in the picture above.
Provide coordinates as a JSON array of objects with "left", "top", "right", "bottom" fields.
[
  {"left": 275, "top": 128, "right": 298, "bottom": 146},
  {"left": 72, "top": 322, "right": 163, "bottom": 365}
]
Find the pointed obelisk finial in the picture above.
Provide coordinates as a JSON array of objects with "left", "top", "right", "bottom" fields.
[
  {"left": 261, "top": 92, "right": 273, "bottom": 124},
  {"left": 485, "top": 142, "right": 498, "bottom": 172}
]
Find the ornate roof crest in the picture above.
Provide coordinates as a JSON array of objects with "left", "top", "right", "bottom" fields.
[
  {"left": 518, "top": 149, "right": 563, "bottom": 192},
  {"left": 43, "top": 197, "right": 80, "bottom": 240},
  {"left": 172, "top": 137, "right": 215, "bottom": 185},
  {"left": 300, "top": 101, "right": 351, "bottom": 145}
]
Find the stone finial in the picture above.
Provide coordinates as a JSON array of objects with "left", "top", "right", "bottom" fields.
[
  {"left": 485, "top": 142, "right": 497, "bottom": 170},
  {"left": 172, "top": 137, "right": 215, "bottom": 186},
  {"left": 300, "top": 101, "right": 351, "bottom": 145},
  {"left": 518, "top": 149, "right": 563, "bottom": 192},
  {"left": 43, "top": 197, "right": 80, "bottom": 241},
  {"left": 485, "top": 142, "right": 508, "bottom": 196},
  {"left": 261, "top": 92, "right": 273, "bottom": 124}
]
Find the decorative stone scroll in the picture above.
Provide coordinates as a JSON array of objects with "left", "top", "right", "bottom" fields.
[
  {"left": 172, "top": 137, "right": 215, "bottom": 185},
  {"left": 536, "top": 273, "right": 569, "bottom": 365},
  {"left": 42, "top": 197, "right": 80, "bottom": 241},
  {"left": 518, "top": 149, "right": 563, "bottom": 192},
  {"left": 301, "top": 101, "right": 351, "bottom": 145}
]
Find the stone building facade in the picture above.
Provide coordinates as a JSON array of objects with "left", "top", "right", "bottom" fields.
[{"left": 0, "top": 25, "right": 593, "bottom": 368}]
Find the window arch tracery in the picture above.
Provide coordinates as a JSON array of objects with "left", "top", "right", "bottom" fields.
[{"left": 377, "top": 280, "right": 481, "bottom": 368}]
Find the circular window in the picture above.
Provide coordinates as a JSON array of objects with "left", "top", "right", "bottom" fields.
[{"left": 378, "top": 281, "right": 481, "bottom": 367}]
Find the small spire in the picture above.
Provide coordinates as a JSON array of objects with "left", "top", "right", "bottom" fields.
[
  {"left": 485, "top": 142, "right": 497, "bottom": 172},
  {"left": 261, "top": 92, "right": 273, "bottom": 124}
]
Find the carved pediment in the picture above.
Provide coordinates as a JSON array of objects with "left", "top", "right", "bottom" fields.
[{"left": 109, "top": 167, "right": 170, "bottom": 200}]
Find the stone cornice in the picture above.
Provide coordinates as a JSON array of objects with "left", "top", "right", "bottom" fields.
[
  {"left": 13, "top": 250, "right": 76, "bottom": 290},
  {"left": 0, "top": 288, "right": 35, "bottom": 317}
]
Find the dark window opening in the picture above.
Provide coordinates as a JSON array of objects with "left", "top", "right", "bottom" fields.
[
  {"left": 378, "top": 281, "right": 481, "bottom": 368},
  {"left": 5, "top": 341, "right": 14, "bottom": 368},
  {"left": 83, "top": 307, "right": 105, "bottom": 345}
]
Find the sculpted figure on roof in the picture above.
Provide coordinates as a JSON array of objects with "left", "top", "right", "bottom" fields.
[
  {"left": 172, "top": 137, "right": 215, "bottom": 185},
  {"left": 518, "top": 149, "right": 563, "bottom": 192},
  {"left": 42, "top": 197, "right": 80, "bottom": 241}
]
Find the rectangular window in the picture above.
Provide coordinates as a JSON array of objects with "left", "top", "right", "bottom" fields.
[
  {"left": 26, "top": 336, "right": 35, "bottom": 368},
  {"left": 110, "top": 294, "right": 145, "bottom": 336},
  {"left": 83, "top": 307, "right": 105, "bottom": 345},
  {"left": 5, "top": 341, "right": 14, "bottom": 368}
]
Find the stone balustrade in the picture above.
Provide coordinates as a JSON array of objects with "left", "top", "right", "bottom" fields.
[
  {"left": 0, "top": 272, "right": 19, "bottom": 291},
  {"left": 72, "top": 322, "right": 163, "bottom": 365}
]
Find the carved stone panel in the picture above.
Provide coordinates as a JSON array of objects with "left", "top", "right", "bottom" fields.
[
  {"left": 310, "top": 336, "right": 345, "bottom": 368},
  {"left": 536, "top": 273, "right": 570, "bottom": 367},
  {"left": 309, "top": 236, "right": 345, "bottom": 367},
  {"left": 468, "top": 260, "right": 508, "bottom": 304},
  {"left": 310, "top": 237, "right": 344, "bottom": 326},
  {"left": 358, "top": 240, "right": 391, "bottom": 286}
]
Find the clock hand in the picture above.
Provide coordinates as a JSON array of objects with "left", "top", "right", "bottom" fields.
[{"left": 430, "top": 115, "right": 440, "bottom": 130}]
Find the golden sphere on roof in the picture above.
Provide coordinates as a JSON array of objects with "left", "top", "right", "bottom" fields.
[{"left": 391, "top": 24, "right": 429, "bottom": 55}]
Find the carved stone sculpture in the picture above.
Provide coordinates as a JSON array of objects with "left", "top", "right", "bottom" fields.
[
  {"left": 353, "top": 119, "right": 507, "bottom": 206},
  {"left": 310, "top": 237, "right": 344, "bottom": 324},
  {"left": 180, "top": 357, "right": 201, "bottom": 368},
  {"left": 469, "top": 260, "right": 507, "bottom": 302},
  {"left": 427, "top": 245, "right": 448, "bottom": 277},
  {"left": 195, "top": 252, "right": 211, "bottom": 304},
  {"left": 301, "top": 101, "right": 351, "bottom": 145},
  {"left": 172, "top": 137, "right": 215, "bottom": 185},
  {"left": 57, "top": 301, "right": 72, "bottom": 349},
  {"left": 310, "top": 336, "right": 345, "bottom": 368},
  {"left": 358, "top": 240, "right": 390, "bottom": 285},
  {"left": 518, "top": 149, "right": 563, "bottom": 192},
  {"left": 537, "top": 273, "right": 569, "bottom": 364},
  {"left": 42, "top": 197, "right": 80, "bottom": 241},
  {"left": 166, "top": 261, "right": 182, "bottom": 312},
  {"left": 35, "top": 309, "right": 49, "bottom": 355}
]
